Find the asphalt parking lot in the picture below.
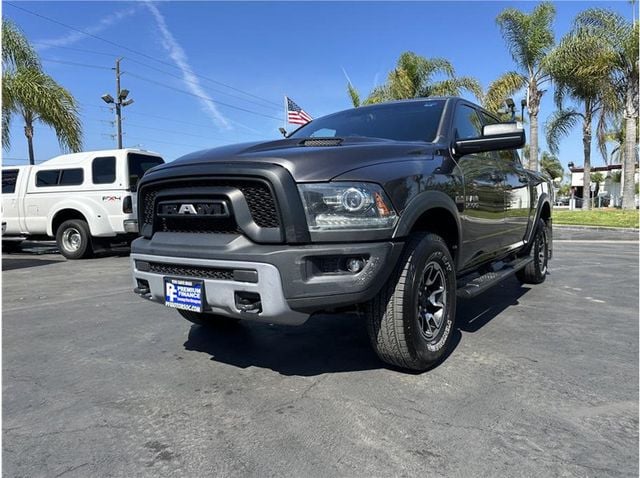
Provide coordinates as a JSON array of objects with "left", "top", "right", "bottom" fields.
[{"left": 2, "top": 228, "right": 638, "bottom": 477}]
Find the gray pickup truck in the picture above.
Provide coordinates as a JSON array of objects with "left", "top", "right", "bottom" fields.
[{"left": 131, "top": 97, "right": 553, "bottom": 371}]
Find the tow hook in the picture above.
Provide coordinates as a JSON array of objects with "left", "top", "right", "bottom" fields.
[{"left": 235, "top": 292, "right": 262, "bottom": 314}]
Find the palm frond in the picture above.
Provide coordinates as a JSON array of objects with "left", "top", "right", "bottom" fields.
[
  {"left": 346, "top": 82, "right": 360, "bottom": 108},
  {"left": 545, "top": 108, "right": 582, "bottom": 154},
  {"left": 9, "top": 68, "right": 83, "bottom": 153},
  {"left": 497, "top": 2, "right": 555, "bottom": 71},
  {"left": 2, "top": 19, "right": 40, "bottom": 71},
  {"left": 484, "top": 71, "right": 527, "bottom": 112},
  {"left": 428, "top": 77, "right": 483, "bottom": 100}
]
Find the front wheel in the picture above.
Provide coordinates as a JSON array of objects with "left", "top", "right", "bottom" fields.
[
  {"left": 366, "top": 232, "right": 457, "bottom": 371},
  {"left": 516, "top": 219, "right": 549, "bottom": 284},
  {"left": 55, "top": 219, "right": 93, "bottom": 259}
]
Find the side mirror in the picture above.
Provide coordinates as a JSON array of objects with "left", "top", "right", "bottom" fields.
[{"left": 454, "top": 122, "right": 525, "bottom": 156}]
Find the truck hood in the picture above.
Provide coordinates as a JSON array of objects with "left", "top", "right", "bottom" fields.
[{"left": 159, "top": 137, "right": 435, "bottom": 182}]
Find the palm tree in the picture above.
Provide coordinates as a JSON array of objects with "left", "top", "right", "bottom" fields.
[
  {"left": 573, "top": 9, "right": 638, "bottom": 209},
  {"left": 347, "top": 51, "right": 482, "bottom": 107},
  {"left": 545, "top": 28, "right": 620, "bottom": 210},
  {"left": 2, "top": 19, "right": 82, "bottom": 164},
  {"left": 484, "top": 2, "right": 556, "bottom": 171}
]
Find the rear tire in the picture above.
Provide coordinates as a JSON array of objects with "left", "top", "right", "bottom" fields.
[
  {"left": 177, "top": 309, "right": 241, "bottom": 328},
  {"left": 516, "top": 219, "right": 549, "bottom": 284},
  {"left": 366, "top": 232, "right": 456, "bottom": 371},
  {"left": 56, "top": 219, "right": 93, "bottom": 259}
]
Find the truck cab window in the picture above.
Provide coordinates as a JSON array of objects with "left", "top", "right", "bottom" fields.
[
  {"left": 128, "top": 153, "right": 164, "bottom": 192},
  {"left": 453, "top": 104, "right": 482, "bottom": 140},
  {"left": 92, "top": 156, "right": 116, "bottom": 184},
  {"left": 36, "top": 170, "right": 60, "bottom": 187},
  {"left": 60, "top": 169, "right": 84, "bottom": 186},
  {"left": 2, "top": 169, "right": 19, "bottom": 194}
]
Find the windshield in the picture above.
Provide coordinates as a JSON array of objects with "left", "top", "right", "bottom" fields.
[
  {"left": 289, "top": 99, "right": 445, "bottom": 142},
  {"left": 128, "top": 153, "right": 164, "bottom": 191}
]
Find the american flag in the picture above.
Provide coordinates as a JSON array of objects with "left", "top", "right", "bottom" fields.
[{"left": 286, "top": 97, "right": 312, "bottom": 125}]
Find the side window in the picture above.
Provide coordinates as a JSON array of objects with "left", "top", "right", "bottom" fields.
[
  {"left": 479, "top": 111, "right": 499, "bottom": 126},
  {"left": 36, "top": 170, "right": 60, "bottom": 187},
  {"left": 92, "top": 156, "right": 116, "bottom": 184},
  {"left": 59, "top": 168, "right": 84, "bottom": 186},
  {"left": 453, "top": 104, "right": 482, "bottom": 140},
  {"left": 36, "top": 169, "right": 83, "bottom": 187},
  {"left": 2, "top": 169, "right": 19, "bottom": 194}
]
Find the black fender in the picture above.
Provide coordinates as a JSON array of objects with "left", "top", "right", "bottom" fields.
[
  {"left": 521, "top": 192, "right": 553, "bottom": 257},
  {"left": 393, "top": 190, "right": 463, "bottom": 265}
]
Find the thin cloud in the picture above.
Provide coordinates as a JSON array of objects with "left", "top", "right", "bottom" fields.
[
  {"left": 36, "top": 6, "right": 139, "bottom": 50},
  {"left": 143, "top": 1, "right": 230, "bottom": 130}
]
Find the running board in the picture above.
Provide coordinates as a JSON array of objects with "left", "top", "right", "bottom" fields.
[{"left": 456, "top": 257, "right": 533, "bottom": 299}]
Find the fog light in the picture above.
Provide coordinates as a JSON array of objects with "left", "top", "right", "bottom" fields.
[{"left": 346, "top": 257, "right": 366, "bottom": 273}]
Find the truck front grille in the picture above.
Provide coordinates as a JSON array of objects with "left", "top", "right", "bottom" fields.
[{"left": 140, "top": 178, "right": 280, "bottom": 235}]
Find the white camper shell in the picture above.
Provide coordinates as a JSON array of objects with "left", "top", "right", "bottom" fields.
[{"left": 2, "top": 148, "right": 164, "bottom": 259}]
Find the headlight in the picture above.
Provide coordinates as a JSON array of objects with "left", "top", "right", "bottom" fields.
[{"left": 298, "top": 182, "right": 398, "bottom": 231}]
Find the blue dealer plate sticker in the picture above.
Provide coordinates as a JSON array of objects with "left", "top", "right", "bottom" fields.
[{"left": 164, "top": 278, "right": 204, "bottom": 313}]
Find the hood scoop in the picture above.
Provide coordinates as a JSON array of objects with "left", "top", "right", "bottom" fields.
[{"left": 299, "top": 137, "right": 343, "bottom": 147}]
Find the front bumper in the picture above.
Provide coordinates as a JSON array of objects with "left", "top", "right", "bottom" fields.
[{"left": 131, "top": 234, "right": 403, "bottom": 325}]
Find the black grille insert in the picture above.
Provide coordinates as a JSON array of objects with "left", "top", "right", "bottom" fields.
[
  {"left": 140, "top": 178, "right": 280, "bottom": 235},
  {"left": 144, "top": 262, "right": 235, "bottom": 280}
]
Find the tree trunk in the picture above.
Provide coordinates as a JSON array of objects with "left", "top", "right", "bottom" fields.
[
  {"left": 622, "top": 81, "right": 639, "bottom": 210},
  {"left": 527, "top": 83, "right": 541, "bottom": 171},
  {"left": 23, "top": 114, "right": 35, "bottom": 165},
  {"left": 582, "top": 105, "right": 592, "bottom": 211}
]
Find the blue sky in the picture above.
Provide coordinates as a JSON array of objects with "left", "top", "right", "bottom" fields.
[{"left": 2, "top": 1, "right": 635, "bottom": 171}]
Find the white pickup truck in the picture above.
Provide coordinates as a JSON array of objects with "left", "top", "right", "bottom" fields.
[{"left": 2, "top": 148, "right": 164, "bottom": 259}]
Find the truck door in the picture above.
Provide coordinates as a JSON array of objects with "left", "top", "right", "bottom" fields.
[
  {"left": 2, "top": 168, "right": 22, "bottom": 234},
  {"left": 452, "top": 103, "right": 506, "bottom": 268},
  {"left": 497, "top": 149, "right": 531, "bottom": 247}
]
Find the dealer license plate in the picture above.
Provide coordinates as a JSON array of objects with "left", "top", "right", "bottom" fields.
[{"left": 164, "top": 277, "right": 204, "bottom": 313}]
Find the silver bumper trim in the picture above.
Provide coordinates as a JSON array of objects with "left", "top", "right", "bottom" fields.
[{"left": 130, "top": 253, "right": 309, "bottom": 325}]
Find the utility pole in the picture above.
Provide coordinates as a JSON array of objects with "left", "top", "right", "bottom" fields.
[
  {"left": 115, "top": 58, "right": 123, "bottom": 149},
  {"left": 101, "top": 58, "right": 134, "bottom": 149}
]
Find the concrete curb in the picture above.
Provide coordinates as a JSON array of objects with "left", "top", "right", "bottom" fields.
[{"left": 554, "top": 224, "right": 639, "bottom": 233}]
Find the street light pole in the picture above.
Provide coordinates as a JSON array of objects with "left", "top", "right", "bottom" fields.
[
  {"left": 101, "top": 57, "right": 134, "bottom": 149},
  {"left": 115, "top": 58, "right": 123, "bottom": 149}
]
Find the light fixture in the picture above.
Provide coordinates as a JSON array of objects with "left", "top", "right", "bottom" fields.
[
  {"left": 101, "top": 93, "right": 115, "bottom": 104},
  {"left": 118, "top": 89, "right": 130, "bottom": 100},
  {"left": 122, "top": 99, "right": 134, "bottom": 107}
]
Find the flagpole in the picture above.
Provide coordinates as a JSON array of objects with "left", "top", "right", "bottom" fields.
[{"left": 283, "top": 95, "right": 287, "bottom": 135}]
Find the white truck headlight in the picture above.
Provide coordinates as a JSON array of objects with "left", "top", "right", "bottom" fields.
[{"left": 298, "top": 182, "right": 398, "bottom": 231}]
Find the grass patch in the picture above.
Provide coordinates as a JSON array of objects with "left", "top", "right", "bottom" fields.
[{"left": 554, "top": 209, "right": 639, "bottom": 229}]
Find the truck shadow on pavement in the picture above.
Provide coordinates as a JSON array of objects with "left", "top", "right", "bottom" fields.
[{"left": 183, "top": 277, "right": 532, "bottom": 376}]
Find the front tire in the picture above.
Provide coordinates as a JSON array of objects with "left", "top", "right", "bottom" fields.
[
  {"left": 516, "top": 219, "right": 549, "bottom": 284},
  {"left": 366, "top": 232, "right": 456, "bottom": 371},
  {"left": 177, "top": 309, "right": 241, "bottom": 327},
  {"left": 55, "top": 219, "right": 93, "bottom": 259}
]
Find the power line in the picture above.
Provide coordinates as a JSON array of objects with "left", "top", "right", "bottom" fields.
[
  {"left": 80, "top": 105, "right": 264, "bottom": 138},
  {"left": 41, "top": 57, "right": 112, "bottom": 70},
  {"left": 125, "top": 71, "right": 282, "bottom": 122},
  {"left": 34, "top": 42, "right": 118, "bottom": 57},
  {"left": 123, "top": 57, "right": 279, "bottom": 112},
  {"left": 36, "top": 42, "right": 280, "bottom": 112},
  {"left": 124, "top": 135, "right": 213, "bottom": 150},
  {"left": 5, "top": 1, "right": 282, "bottom": 108}
]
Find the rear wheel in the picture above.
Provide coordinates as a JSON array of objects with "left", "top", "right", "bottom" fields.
[
  {"left": 516, "top": 219, "right": 549, "bottom": 284},
  {"left": 56, "top": 219, "right": 93, "bottom": 259},
  {"left": 177, "top": 309, "right": 241, "bottom": 327},
  {"left": 366, "top": 232, "right": 456, "bottom": 371}
]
